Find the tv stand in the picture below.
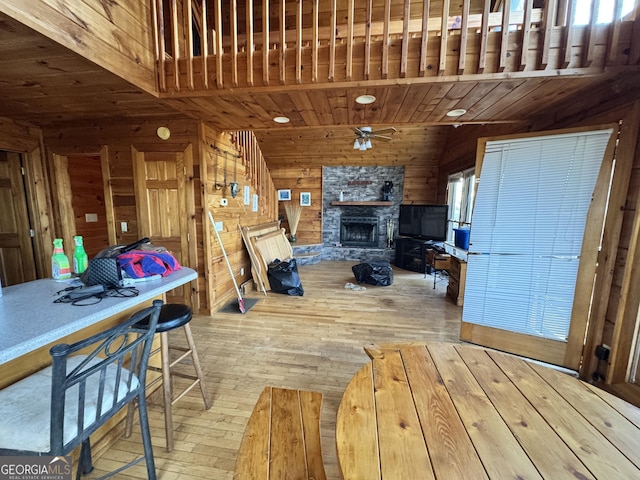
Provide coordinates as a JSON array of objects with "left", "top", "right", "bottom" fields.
[{"left": 395, "top": 237, "right": 442, "bottom": 273}]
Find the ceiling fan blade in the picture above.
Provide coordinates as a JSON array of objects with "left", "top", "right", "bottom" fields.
[
  {"left": 372, "top": 135, "right": 394, "bottom": 141},
  {"left": 370, "top": 127, "right": 397, "bottom": 136},
  {"left": 352, "top": 127, "right": 365, "bottom": 136}
]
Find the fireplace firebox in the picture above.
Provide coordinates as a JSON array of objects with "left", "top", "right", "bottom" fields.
[{"left": 340, "top": 216, "right": 379, "bottom": 247}]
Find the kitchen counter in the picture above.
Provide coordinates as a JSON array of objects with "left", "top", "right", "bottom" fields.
[{"left": 0, "top": 268, "right": 197, "bottom": 365}]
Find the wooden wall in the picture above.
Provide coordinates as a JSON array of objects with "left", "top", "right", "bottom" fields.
[
  {"left": 42, "top": 119, "right": 212, "bottom": 309},
  {"left": 201, "top": 127, "right": 277, "bottom": 312},
  {"left": 270, "top": 166, "right": 323, "bottom": 243},
  {"left": 67, "top": 155, "right": 109, "bottom": 258},
  {"left": 0, "top": 0, "right": 157, "bottom": 94}
]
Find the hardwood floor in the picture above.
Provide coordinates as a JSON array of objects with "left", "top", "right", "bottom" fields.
[{"left": 88, "top": 261, "right": 462, "bottom": 479}]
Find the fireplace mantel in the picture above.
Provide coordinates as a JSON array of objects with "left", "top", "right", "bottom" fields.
[{"left": 330, "top": 201, "right": 393, "bottom": 206}]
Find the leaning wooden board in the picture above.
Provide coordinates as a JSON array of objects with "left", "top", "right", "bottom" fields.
[
  {"left": 251, "top": 229, "right": 293, "bottom": 290},
  {"left": 240, "top": 221, "right": 280, "bottom": 293}
]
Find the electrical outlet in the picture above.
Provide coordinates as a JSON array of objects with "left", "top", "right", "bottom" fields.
[
  {"left": 121, "top": 221, "right": 128, "bottom": 233},
  {"left": 215, "top": 221, "right": 223, "bottom": 232},
  {"left": 240, "top": 267, "right": 245, "bottom": 276}
]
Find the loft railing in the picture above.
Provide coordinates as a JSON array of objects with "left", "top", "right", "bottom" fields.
[{"left": 153, "top": 0, "right": 640, "bottom": 93}]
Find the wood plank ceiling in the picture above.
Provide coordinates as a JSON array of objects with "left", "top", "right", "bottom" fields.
[{"left": 1, "top": 12, "right": 638, "bottom": 169}]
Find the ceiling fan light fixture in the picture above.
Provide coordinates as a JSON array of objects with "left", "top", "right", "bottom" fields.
[
  {"left": 273, "top": 116, "right": 290, "bottom": 123},
  {"left": 353, "top": 138, "right": 360, "bottom": 149},
  {"left": 359, "top": 141, "right": 368, "bottom": 151},
  {"left": 446, "top": 109, "right": 467, "bottom": 117},
  {"left": 355, "top": 95, "right": 376, "bottom": 105},
  {"left": 365, "top": 138, "right": 372, "bottom": 149}
]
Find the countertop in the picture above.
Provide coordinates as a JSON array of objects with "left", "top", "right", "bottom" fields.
[{"left": 0, "top": 267, "right": 197, "bottom": 364}]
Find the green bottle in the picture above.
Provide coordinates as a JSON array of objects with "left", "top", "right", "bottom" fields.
[
  {"left": 52, "top": 238, "right": 71, "bottom": 279},
  {"left": 73, "top": 235, "right": 89, "bottom": 274}
]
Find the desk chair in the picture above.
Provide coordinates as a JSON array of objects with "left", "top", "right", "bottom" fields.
[
  {"left": 0, "top": 300, "right": 162, "bottom": 480},
  {"left": 126, "top": 303, "right": 211, "bottom": 452}
]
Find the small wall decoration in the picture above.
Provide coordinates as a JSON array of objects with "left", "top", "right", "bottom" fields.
[
  {"left": 278, "top": 189, "right": 291, "bottom": 201},
  {"left": 244, "top": 185, "right": 251, "bottom": 205},
  {"left": 300, "top": 192, "right": 311, "bottom": 206}
]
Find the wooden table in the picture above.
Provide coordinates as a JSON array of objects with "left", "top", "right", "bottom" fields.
[{"left": 336, "top": 342, "right": 640, "bottom": 479}]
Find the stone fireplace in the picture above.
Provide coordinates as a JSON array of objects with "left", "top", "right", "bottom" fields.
[
  {"left": 341, "top": 216, "right": 379, "bottom": 247},
  {"left": 322, "top": 166, "right": 405, "bottom": 262}
]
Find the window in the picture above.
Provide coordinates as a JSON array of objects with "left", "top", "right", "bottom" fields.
[{"left": 446, "top": 168, "right": 475, "bottom": 244}]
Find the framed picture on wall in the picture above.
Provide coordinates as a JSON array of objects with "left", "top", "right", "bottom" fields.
[
  {"left": 278, "top": 189, "right": 291, "bottom": 201},
  {"left": 300, "top": 192, "right": 311, "bottom": 206}
]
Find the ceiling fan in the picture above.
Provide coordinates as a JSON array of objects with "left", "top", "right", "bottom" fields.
[{"left": 352, "top": 126, "right": 397, "bottom": 150}]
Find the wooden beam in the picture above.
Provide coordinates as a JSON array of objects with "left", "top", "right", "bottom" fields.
[
  {"left": 246, "top": 0, "right": 253, "bottom": 87},
  {"left": 201, "top": 0, "right": 209, "bottom": 88},
  {"left": 155, "top": 0, "right": 167, "bottom": 92},
  {"left": 562, "top": 0, "right": 576, "bottom": 68},
  {"left": 215, "top": 0, "right": 223, "bottom": 88},
  {"left": 329, "top": 0, "right": 336, "bottom": 81},
  {"left": 519, "top": 0, "right": 533, "bottom": 70},
  {"left": 383, "top": 0, "right": 391, "bottom": 79},
  {"left": 499, "top": 0, "right": 511, "bottom": 71},
  {"left": 439, "top": 0, "right": 450, "bottom": 74},
  {"left": 279, "top": 0, "right": 286, "bottom": 84},
  {"left": 171, "top": 0, "right": 180, "bottom": 91},
  {"left": 365, "top": 0, "right": 372, "bottom": 80},
  {"left": 263, "top": 0, "right": 269, "bottom": 86},
  {"left": 231, "top": 0, "right": 238, "bottom": 87},
  {"left": 312, "top": 0, "right": 318, "bottom": 82},
  {"left": 400, "top": 0, "right": 410, "bottom": 78},
  {"left": 458, "top": 0, "right": 470, "bottom": 75},
  {"left": 478, "top": 0, "right": 491, "bottom": 73},
  {"left": 185, "top": 0, "right": 194, "bottom": 90},
  {"left": 540, "top": 0, "right": 558, "bottom": 68},
  {"left": 296, "top": 0, "right": 302, "bottom": 84},
  {"left": 583, "top": 0, "right": 600, "bottom": 67},
  {"left": 607, "top": 0, "right": 624, "bottom": 65},
  {"left": 347, "top": 0, "right": 354, "bottom": 81},
  {"left": 419, "top": 0, "right": 430, "bottom": 76}
]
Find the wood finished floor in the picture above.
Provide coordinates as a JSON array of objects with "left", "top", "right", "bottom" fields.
[{"left": 88, "top": 261, "right": 462, "bottom": 479}]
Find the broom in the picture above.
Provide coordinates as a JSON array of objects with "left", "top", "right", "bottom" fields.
[
  {"left": 208, "top": 212, "right": 245, "bottom": 313},
  {"left": 285, "top": 203, "right": 302, "bottom": 241}
]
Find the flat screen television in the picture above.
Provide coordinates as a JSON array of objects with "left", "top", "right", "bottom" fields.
[{"left": 398, "top": 204, "right": 448, "bottom": 241}]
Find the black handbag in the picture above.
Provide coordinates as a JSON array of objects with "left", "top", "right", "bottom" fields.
[
  {"left": 86, "top": 258, "right": 121, "bottom": 287},
  {"left": 81, "top": 237, "right": 149, "bottom": 287}
]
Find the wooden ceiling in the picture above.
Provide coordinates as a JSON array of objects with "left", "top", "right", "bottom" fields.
[{"left": 1, "top": 12, "right": 638, "bottom": 169}]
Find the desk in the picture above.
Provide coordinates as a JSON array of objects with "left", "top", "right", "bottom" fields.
[{"left": 336, "top": 342, "right": 640, "bottom": 479}]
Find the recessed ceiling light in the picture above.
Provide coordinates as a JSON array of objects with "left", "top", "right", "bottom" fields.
[
  {"left": 446, "top": 109, "right": 467, "bottom": 117},
  {"left": 355, "top": 95, "right": 376, "bottom": 105},
  {"left": 273, "top": 116, "right": 290, "bottom": 123}
]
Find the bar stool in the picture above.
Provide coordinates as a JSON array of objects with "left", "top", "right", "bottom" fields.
[{"left": 126, "top": 303, "right": 212, "bottom": 451}]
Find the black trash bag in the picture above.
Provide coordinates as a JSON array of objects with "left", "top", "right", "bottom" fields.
[
  {"left": 268, "top": 258, "right": 304, "bottom": 296},
  {"left": 352, "top": 261, "right": 394, "bottom": 286}
]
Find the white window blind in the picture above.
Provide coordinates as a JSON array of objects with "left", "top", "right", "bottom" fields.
[{"left": 463, "top": 129, "right": 613, "bottom": 341}]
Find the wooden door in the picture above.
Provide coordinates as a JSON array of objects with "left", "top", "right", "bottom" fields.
[
  {"left": 0, "top": 151, "right": 37, "bottom": 286},
  {"left": 133, "top": 146, "right": 192, "bottom": 305},
  {"left": 460, "top": 126, "right": 617, "bottom": 370}
]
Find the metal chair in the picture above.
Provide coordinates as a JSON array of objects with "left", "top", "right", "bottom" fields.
[
  {"left": 126, "top": 303, "right": 211, "bottom": 451},
  {"left": 0, "top": 300, "right": 163, "bottom": 480}
]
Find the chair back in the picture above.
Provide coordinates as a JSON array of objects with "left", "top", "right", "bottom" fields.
[{"left": 48, "top": 300, "right": 162, "bottom": 454}]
